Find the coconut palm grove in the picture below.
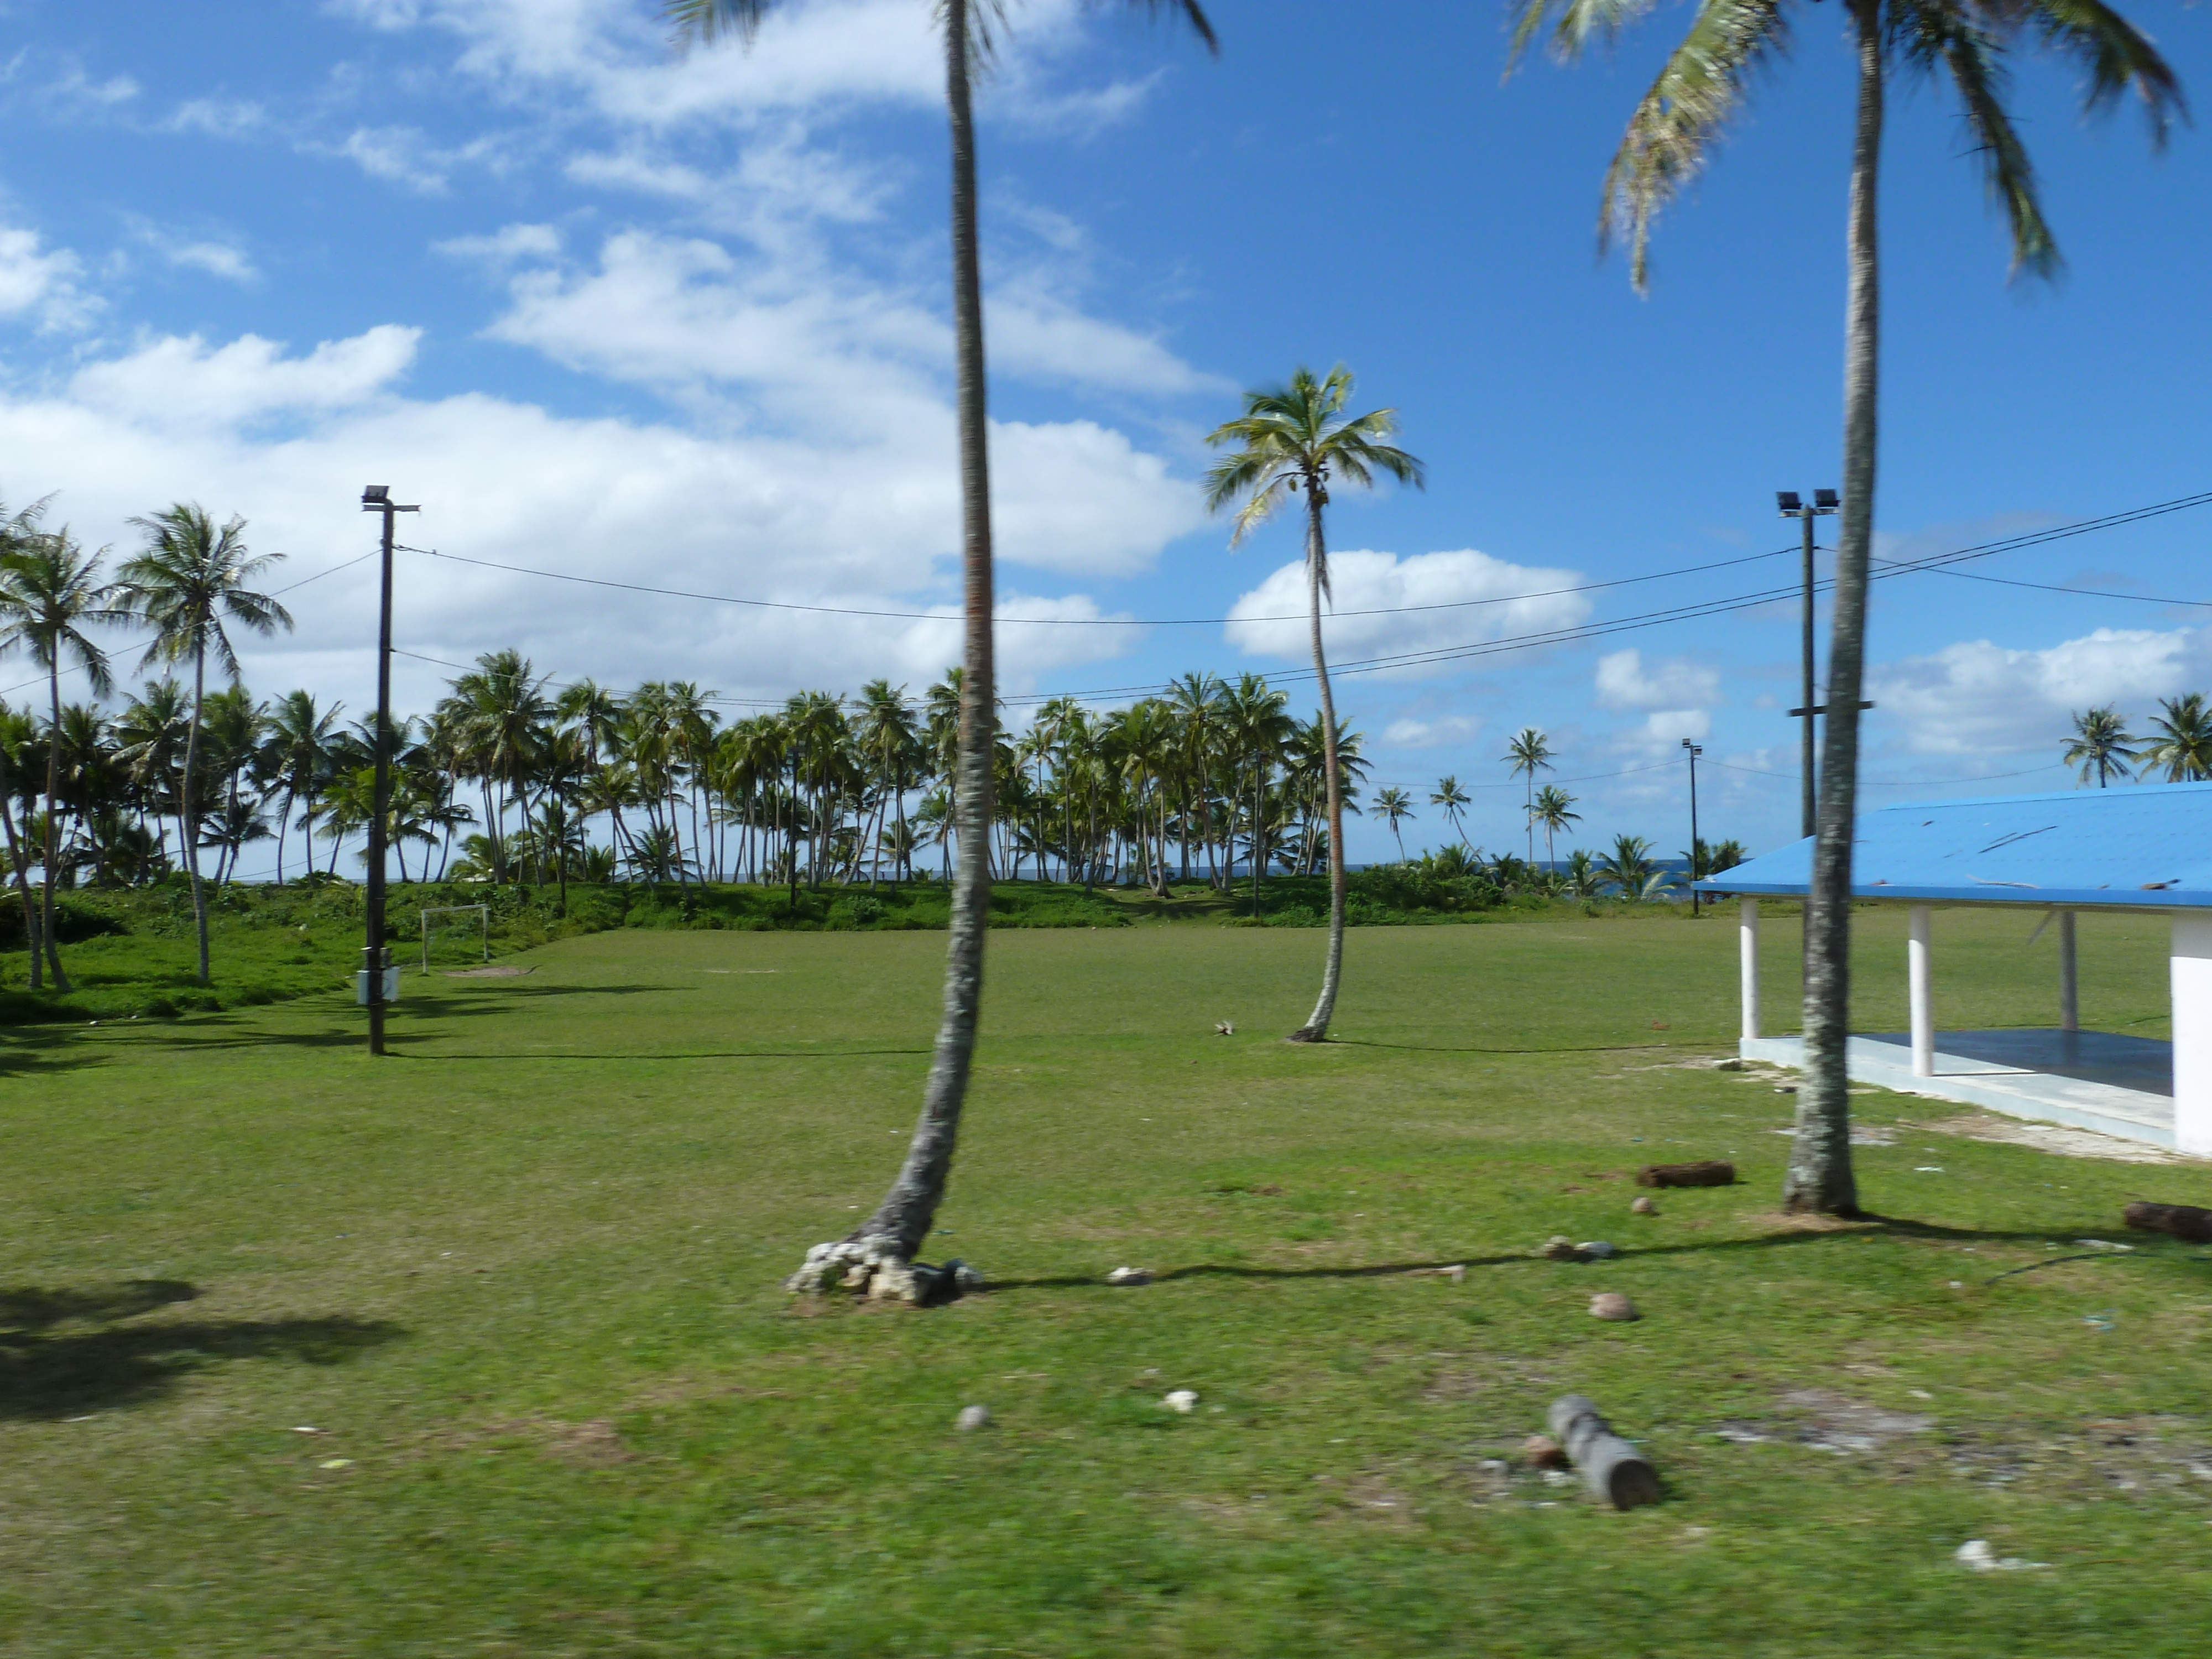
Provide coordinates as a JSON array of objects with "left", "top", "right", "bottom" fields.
[{"left": 5, "top": 1, "right": 2212, "bottom": 1653}]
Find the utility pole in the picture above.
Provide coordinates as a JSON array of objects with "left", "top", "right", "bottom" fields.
[
  {"left": 1681, "top": 737, "right": 1703, "bottom": 917},
  {"left": 359, "top": 484, "right": 419, "bottom": 1056},
  {"left": 1777, "top": 489, "right": 1840, "bottom": 837}
]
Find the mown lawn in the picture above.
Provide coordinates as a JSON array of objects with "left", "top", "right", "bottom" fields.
[{"left": 3, "top": 906, "right": 2209, "bottom": 1657}]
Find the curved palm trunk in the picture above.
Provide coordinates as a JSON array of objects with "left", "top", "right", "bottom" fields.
[
  {"left": 791, "top": 0, "right": 995, "bottom": 1297},
  {"left": 40, "top": 665, "right": 69, "bottom": 991},
  {"left": 1786, "top": 11, "right": 1881, "bottom": 1217},
  {"left": 182, "top": 647, "right": 211, "bottom": 984},
  {"left": 1292, "top": 493, "right": 1347, "bottom": 1042},
  {"left": 3, "top": 780, "right": 39, "bottom": 988}
]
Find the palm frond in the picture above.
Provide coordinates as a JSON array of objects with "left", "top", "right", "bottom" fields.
[
  {"left": 1908, "top": 7, "right": 2058, "bottom": 278},
  {"left": 2022, "top": 0, "right": 2184, "bottom": 145},
  {"left": 1507, "top": 0, "right": 1665, "bottom": 69},
  {"left": 663, "top": 0, "right": 774, "bottom": 48},
  {"left": 1599, "top": 0, "right": 1789, "bottom": 291}
]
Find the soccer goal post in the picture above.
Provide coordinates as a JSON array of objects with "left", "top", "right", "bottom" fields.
[{"left": 420, "top": 904, "right": 491, "bottom": 974}]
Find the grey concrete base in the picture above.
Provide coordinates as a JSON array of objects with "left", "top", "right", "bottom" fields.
[{"left": 1741, "top": 1030, "right": 2175, "bottom": 1149}]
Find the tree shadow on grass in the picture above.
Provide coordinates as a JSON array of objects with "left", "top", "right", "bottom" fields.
[
  {"left": 407, "top": 1046, "right": 932, "bottom": 1062},
  {"left": 0, "top": 1279, "right": 402, "bottom": 1420},
  {"left": 987, "top": 1215, "right": 2107, "bottom": 1292},
  {"left": 0, "top": 1026, "right": 112, "bottom": 1079}
]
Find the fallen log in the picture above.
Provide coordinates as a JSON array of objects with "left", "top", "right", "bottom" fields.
[
  {"left": 2123, "top": 1201, "right": 2212, "bottom": 1244},
  {"left": 1635, "top": 1159, "right": 1735, "bottom": 1189},
  {"left": 1548, "top": 1395, "right": 1662, "bottom": 1510}
]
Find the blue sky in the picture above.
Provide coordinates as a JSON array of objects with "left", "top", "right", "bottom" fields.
[{"left": 2, "top": 0, "right": 2208, "bottom": 865}]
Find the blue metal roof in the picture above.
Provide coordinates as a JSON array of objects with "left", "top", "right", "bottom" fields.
[{"left": 1695, "top": 781, "right": 2212, "bottom": 909}]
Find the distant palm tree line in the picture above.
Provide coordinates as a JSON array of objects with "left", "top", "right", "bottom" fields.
[
  {"left": 2064, "top": 700, "right": 2212, "bottom": 787},
  {"left": 1, "top": 639, "right": 1746, "bottom": 945}
]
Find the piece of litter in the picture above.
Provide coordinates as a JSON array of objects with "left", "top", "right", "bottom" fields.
[
  {"left": 1955, "top": 1538, "right": 2045, "bottom": 1572},
  {"left": 1907, "top": 1389, "right": 1934, "bottom": 1400},
  {"left": 1106, "top": 1266, "right": 1152, "bottom": 1287},
  {"left": 62, "top": 1415, "right": 95, "bottom": 1423},
  {"left": 319, "top": 1458, "right": 354, "bottom": 1470},
  {"left": 291, "top": 1426, "right": 322, "bottom": 1434},
  {"left": 1577, "top": 1241, "right": 1620, "bottom": 1260},
  {"left": 2083, "top": 1311, "right": 2116, "bottom": 1332},
  {"left": 1439, "top": 1264, "right": 1466, "bottom": 1284},
  {"left": 956, "top": 1405, "right": 991, "bottom": 1432},
  {"left": 2073, "top": 1239, "right": 2132, "bottom": 1251},
  {"left": 1914, "top": 1166, "right": 1944, "bottom": 1173},
  {"left": 1162, "top": 1390, "right": 1198, "bottom": 1414}
]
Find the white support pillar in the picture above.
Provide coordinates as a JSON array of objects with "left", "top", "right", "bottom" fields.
[
  {"left": 2057, "top": 909, "right": 2079, "bottom": 1034},
  {"left": 1908, "top": 905, "right": 1935, "bottom": 1078},
  {"left": 2170, "top": 912, "right": 2212, "bottom": 1156},
  {"left": 1739, "top": 898, "right": 1760, "bottom": 1043}
]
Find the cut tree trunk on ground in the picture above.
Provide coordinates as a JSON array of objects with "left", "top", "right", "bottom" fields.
[
  {"left": 2124, "top": 1201, "right": 2212, "bottom": 1243},
  {"left": 1549, "top": 1395, "right": 1662, "bottom": 1510},
  {"left": 1637, "top": 1160, "right": 1736, "bottom": 1188}
]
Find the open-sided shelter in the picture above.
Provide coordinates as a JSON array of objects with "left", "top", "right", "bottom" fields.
[{"left": 1697, "top": 783, "right": 2212, "bottom": 1155}]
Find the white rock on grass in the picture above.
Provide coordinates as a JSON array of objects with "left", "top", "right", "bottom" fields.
[
  {"left": 1162, "top": 1390, "right": 1199, "bottom": 1414},
  {"left": 1578, "top": 1241, "right": 1620, "bottom": 1260},
  {"left": 1955, "top": 1539, "right": 2046, "bottom": 1572},
  {"left": 1107, "top": 1266, "right": 1152, "bottom": 1286},
  {"left": 956, "top": 1405, "right": 992, "bottom": 1432}
]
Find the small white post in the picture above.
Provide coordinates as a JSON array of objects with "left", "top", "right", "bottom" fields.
[
  {"left": 1908, "top": 904, "right": 1934, "bottom": 1078},
  {"left": 1738, "top": 897, "right": 1761, "bottom": 1042},
  {"left": 2171, "top": 912, "right": 2212, "bottom": 1156},
  {"left": 2057, "top": 910, "right": 2079, "bottom": 1033}
]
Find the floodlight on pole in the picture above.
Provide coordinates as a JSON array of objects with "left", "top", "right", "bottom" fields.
[{"left": 359, "top": 483, "right": 420, "bottom": 1057}]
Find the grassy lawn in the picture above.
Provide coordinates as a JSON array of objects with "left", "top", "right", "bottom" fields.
[{"left": 4, "top": 905, "right": 2210, "bottom": 1656}]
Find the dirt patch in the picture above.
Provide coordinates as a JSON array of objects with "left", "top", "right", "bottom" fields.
[
  {"left": 442, "top": 964, "right": 535, "bottom": 978},
  {"left": 1911, "top": 1112, "right": 2198, "bottom": 1166}
]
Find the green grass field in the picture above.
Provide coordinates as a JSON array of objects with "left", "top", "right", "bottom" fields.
[{"left": 5, "top": 906, "right": 2211, "bottom": 1656}]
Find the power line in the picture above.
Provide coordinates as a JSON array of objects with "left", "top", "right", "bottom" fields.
[
  {"left": 394, "top": 540, "right": 1797, "bottom": 628},
  {"left": 0, "top": 547, "right": 381, "bottom": 699}
]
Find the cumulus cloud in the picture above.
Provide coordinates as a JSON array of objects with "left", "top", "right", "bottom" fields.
[
  {"left": 1381, "top": 714, "right": 1483, "bottom": 750},
  {"left": 1224, "top": 549, "right": 1589, "bottom": 674},
  {"left": 0, "top": 322, "right": 1177, "bottom": 713},
  {"left": 1874, "top": 625, "right": 2211, "bottom": 755},
  {"left": 0, "top": 225, "right": 97, "bottom": 331},
  {"left": 1594, "top": 648, "right": 1720, "bottom": 710}
]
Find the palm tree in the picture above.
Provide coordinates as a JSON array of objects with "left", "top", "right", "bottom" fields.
[
  {"left": 1374, "top": 785, "right": 1416, "bottom": 862},
  {"left": 1514, "top": 0, "right": 2178, "bottom": 1217},
  {"left": 1596, "top": 833, "right": 1657, "bottom": 899},
  {"left": 115, "top": 505, "right": 290, "bottom": 984},
  {"left": 1530, "top": 783, "right": 1578, "bottom": 874},
  {"left": 2062, "top": 704, "right": 2138, "bottom": 789},
  {"left": 1204, "top": 366, "right": 1421, "bottom": 1042},
  {"left": 0, "top": 701, "right": 41, "bottom": 957},
  {"left": 1429, "top": 775, "right": 1473, "bottom": 851},
  {"left": 263, "top": 691, "right": 343, "bottom": 885},
  {"left": 1503, "top": 727, "right": 1553, "bottom": 867},
  {"left": 0, "top": 521, "right": 128, "bottom": 991},
  {"left": 2144, "top": 694, "right": 2212, "bottom": 782},
  {"left": 673, "top": 0, "right": 1216, "bottom": 1296}
]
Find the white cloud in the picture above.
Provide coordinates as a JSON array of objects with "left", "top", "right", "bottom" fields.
[
  {"left": 1594, "top": 648, "right": 1720, "bottom": 710},
  {"left": 434, "top": 222, "right": 565, "bottom": 268},
  {"left": 1381, "top": 714, "right": 1483, "bottom": 750},
  {"left": 0, "top": 322, "right": 1187, "bottom": 711},
  {"left": 127, "top": 221, "right": 259, "bottom": 284},
  {"left": 0, "top": 225, "right": 97, "bottom": 331},
  {"left": 1224, "top": 549, "right": 1590, "bottom": 672},
  {"left": 1874, "top": 625, "right": 2210, "bottom": 755},
  {"left": 68, "top": 328, "right": 422, "bottom": 429},
  {"left": 1640, "top": 709, "right": 1711, "bottom": 744},
  {"left": 165, "top": 97, "right": 266, "bottom": 137}
]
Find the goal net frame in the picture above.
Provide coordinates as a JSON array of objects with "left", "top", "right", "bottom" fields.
[{"left": 420, "top": 904, "right": 491, "bottom": 973}]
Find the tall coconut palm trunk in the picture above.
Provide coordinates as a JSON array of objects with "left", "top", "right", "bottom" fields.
[
  {"left": 792, "top": 0, "right": 995, "bottom": 1298},
  {"left": 1292, "top": 492, "right": 1346, "bottom": 1042},
  {"left": 1786, "top": 11, "right": 1881, "bottom": 1218},
  {"left": 182, "top": 647, "right": 211, "bottom": 985},
  {"left": 40, "top": 667, "right": 69, "bottom": 991},
  {"left": 1, "top": 790, "right": 37, "bottom": 986}
]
